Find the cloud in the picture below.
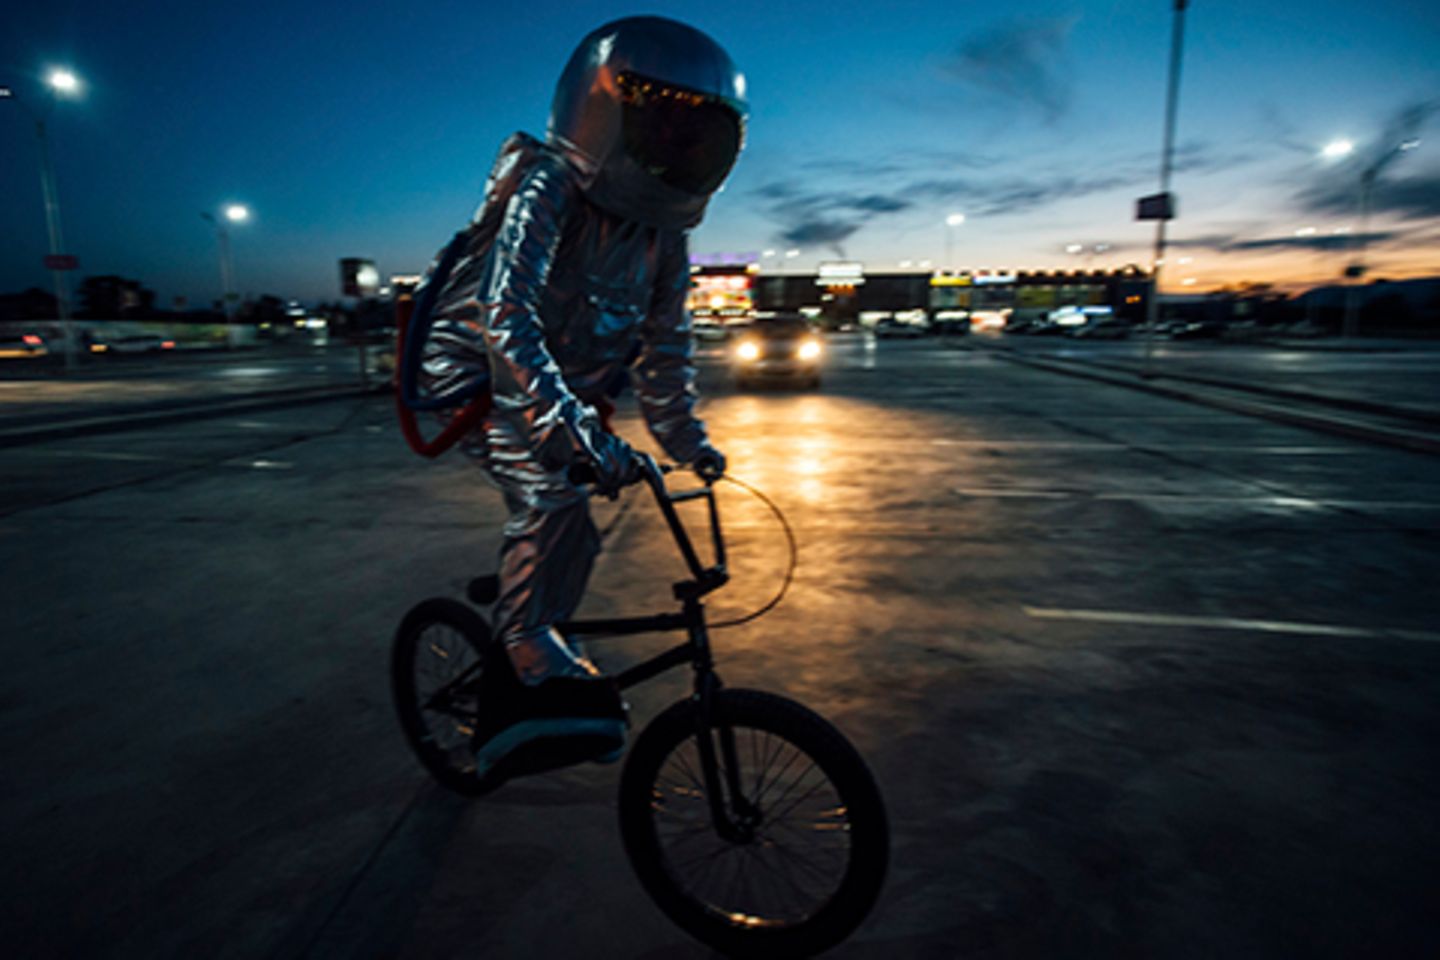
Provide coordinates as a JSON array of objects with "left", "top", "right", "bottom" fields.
[
  {"left": 1298, "top": 171, "right": 1440, "bottom": 221},
  {"left": 750, "top": 179, "right": 914, "bottom": 255},
  {"left": 1167, "top": 230, "right": 1403, "bottom": 253},
  {"left": 746, "top": 136, "right": 1256, "bottom": 254},
  {"left": 778, "top": 218, "right": 862, "bottom": 251},
  {"left": 938, "top": 17, "right": 1077, "bottom": 123},
  {"left": 909, "top": 171, "right": 1132, "bottom": 216},
  {"left": 1294, "top": 97, "right": 1440, "bottom": 221},
  {"left": 844, "top": 194, "right": 911, "bottom": 214},
  {"left": 1221, "top": 231, "right": 1400, "bottom": 252}
]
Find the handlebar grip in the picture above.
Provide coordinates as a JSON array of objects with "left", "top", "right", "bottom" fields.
[{"left": 567, "top": 461, "right": 600, "bottom": 487}]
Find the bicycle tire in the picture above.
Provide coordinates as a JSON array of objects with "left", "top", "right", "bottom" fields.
[
  {"left": 619, "top": 689, "right": 888, "bottom": 957},
  {"left": 390, "top": 597, "right": 501, "bottom": 797}
]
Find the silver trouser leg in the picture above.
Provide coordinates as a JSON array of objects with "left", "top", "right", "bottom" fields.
[{"left": 473, "top": 416, "right": 601, "bottom": 685}]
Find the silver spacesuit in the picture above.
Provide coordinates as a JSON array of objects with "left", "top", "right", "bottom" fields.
[{"left": 426, "top": 16, "right": 747, "bottom": 687}]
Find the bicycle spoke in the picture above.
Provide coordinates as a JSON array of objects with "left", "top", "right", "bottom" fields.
[
  {"left": 754, "top": 837, "right": 820, "bottom": 916},
  {"left": 760, "top": 757, "right": 817, "bottom": 813},
  {"left": 752, "top": 732, "right": 792, "bottom": 805},
  {"left": 671, "top": 745, "right": 709, "bottom": 796},
  {"left": 754, "top": 743, "right": 805, "bottom": 808},
  {"left": 757, "top": 830, "right": 842, "bottom": 890},
  {"left": 768, "top": 777, "right": 836, "bottom": 830}
]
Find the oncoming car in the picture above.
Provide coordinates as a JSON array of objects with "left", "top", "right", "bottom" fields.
[
  {"left": 0, "top": 333, "right": 48, "bottom": 359},
  {"left": 730, "top": 314, "right": 823, "bottom": 389}
]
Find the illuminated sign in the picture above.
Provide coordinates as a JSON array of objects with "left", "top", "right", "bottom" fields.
[
  {"left": 687, "top": 271, "right": 753, "bottom": 317},
  {"left": 690, "top": 252, "right": 760, "bottom": 266},
  {"left": 816, "top": 261, "right": 865, "bottom": 286},
  {"left": 930, "top": 273, "right": 971, "bottom": 287}
]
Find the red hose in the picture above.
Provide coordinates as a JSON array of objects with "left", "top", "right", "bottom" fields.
[{"left": 394, "top": 297, "right": 492, "bottom": 458}]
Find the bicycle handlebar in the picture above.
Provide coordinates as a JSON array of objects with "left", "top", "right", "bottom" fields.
[{"left": 569, "top": 452, "right": 727, "bottom": 598}]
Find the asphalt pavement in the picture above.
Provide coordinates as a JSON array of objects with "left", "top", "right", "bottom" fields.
[{"left": 2, "top": 337, "right": 1439, "bottom": 958}]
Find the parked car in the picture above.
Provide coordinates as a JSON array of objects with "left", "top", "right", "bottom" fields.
[
  {"left": 1069, "top": 318, "right": 1132, "bottom": 339},
  {"left": 91, "top": 333, "right": 175, "bottom": 355},
  {"left": 692, "top": 317, "right": 730, "bottom": 342},
  {"left": 968, "top": 310, "right": 1009, "bottom": 332},
  {"left": 731, "top": 314, "right": 823, "bottom": 389},
  {"left": 1169, "top": 320, "right": 1224, "bottom": 340},
  {"left": 0, "top": 333, "right": 49, "bottom": 359},
  {"left": 932, "top": 317, "right": 971, "bottom": 336},
  {"left": 872, "top": 319, "right": 926, "bottom": 339}
]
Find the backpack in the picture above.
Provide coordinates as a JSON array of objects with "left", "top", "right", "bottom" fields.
[{"left": 394, "top": 132, "right": 544, "bottom": 458}]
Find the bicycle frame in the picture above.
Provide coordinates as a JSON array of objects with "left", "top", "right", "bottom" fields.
[{"left": 556, "top": 456, "right": 756, "bottom": 838}]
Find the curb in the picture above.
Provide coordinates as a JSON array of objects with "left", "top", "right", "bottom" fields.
[
  {"left": 0, "top": 385, "right": 374, "bottom": 449},
  {"left": 977, "top": 345, "right": 1440, "bottom": 457},
  {"left": 1074, "top": 358, "right": 1440, "bottom": 428}
]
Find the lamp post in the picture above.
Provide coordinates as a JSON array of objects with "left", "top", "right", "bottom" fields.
[
  {"left": 1141, "top": 0, "right": 1191, "bottom": 378},
  {"left": 1342, "top": 138, "right": 1419, "bottom": 338},
  {"left": 4, "top": 68, "right": 84, "bottom": 370},
  {"left": 202, "top": 204, "right": 250, "bottom": 347},
  {"left": 945, "top": 213, "right": 965, "bottom": 272}
]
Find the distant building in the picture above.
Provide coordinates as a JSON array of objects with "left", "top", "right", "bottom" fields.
[{"left": 750, "top": 264, "right": 1152, "bottom": 325}]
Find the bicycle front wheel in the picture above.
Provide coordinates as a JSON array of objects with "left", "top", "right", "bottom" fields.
[
  {"left": 619, "top": 689, "right": 888, "bottom": 957},
  {"left": 390, "top": 597, "right": 498, "bottom": 797}
]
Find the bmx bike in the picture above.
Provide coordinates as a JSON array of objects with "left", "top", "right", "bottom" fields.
[{"left": 391, "top": 455, "right": 888, "bottom": 957}]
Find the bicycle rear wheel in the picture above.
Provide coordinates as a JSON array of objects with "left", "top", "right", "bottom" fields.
[
  {"left": 390, "top": 597, "right": 500, "bottom": 797},
  {"left": 619, "top": 689, "right": 888, "bottom": 957}
]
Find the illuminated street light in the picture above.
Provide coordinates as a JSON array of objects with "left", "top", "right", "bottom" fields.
[
  {"left": 945, "top": 213, "right": 965, "bottom": 269},
  {"left": 4, "top": 66, "right": 86, "bottom": 370},
  {"left": 1322, "top": 139, "right": 1354, "bottom": 160},
  {"left": 1343, "top": 137, "right": 1422, "bottom": 337},
  {"left": 203, "top": 203, "right": 251, "bottom": 347},
  {"left": 46, "top": 69, "right": 82, "bottom": 96}
]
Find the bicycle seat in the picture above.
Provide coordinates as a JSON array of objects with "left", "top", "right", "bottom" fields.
[{"left": 467, "top": 574, "right": 500, "bottom": 605}]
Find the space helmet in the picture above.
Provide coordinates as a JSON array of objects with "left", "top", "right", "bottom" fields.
[{"left": 547, "top": 16, "right": 748, "bottom": 230}]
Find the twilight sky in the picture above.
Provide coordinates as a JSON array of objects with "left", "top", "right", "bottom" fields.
[{"left": 3, "top": 0, "right": 1438, "bottom": 305}]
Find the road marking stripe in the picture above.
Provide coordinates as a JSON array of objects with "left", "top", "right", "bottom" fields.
[
  {"left": 1023, "top": 606, "right": 1440, "bottom": 642},
  {"left": 931, "top": 440, "right": 1356, "bottom": 454},
  {"left": 952, "top": 487, "right": 1439, "bottom": 510}
]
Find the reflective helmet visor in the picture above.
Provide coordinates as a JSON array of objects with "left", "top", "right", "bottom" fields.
[{"left": 618, "top": 72, "right": 744, "bottom": 195}]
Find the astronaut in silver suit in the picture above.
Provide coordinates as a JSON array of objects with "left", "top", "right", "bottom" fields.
[{"left": 426, "top": 16, "right": 746, "bottom": 774}]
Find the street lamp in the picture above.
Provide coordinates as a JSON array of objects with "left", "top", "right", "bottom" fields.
[
  {"left": 1321, "top": 139, "right": 1354, "bottom": 160},
  {"left": 3, "top": 67, "right": 85, "bottom": 370},
  {"left": 1342, "top": 138, "right": 1420, "bottom": 337},
  {"left": 202, "top": 203, "right": 251, "bottom": 347},
  {"left": 945, "top": 213, "right": 965, "bottom": 271},
  {"left": 1142, "top": 0, "right": 1191, "bottom": 378}
]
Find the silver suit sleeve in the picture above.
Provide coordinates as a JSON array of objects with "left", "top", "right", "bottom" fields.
[
  {"left": 482, "top": 157, "right": 613, "bottom": 472},
  {"left": 636, "top": 233, "right": 709, "bottom": 463}
]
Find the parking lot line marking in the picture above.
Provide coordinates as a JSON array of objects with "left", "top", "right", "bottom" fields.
[
  {"left": 952, "top": 487, "right": 1440, "bottom": 510},
  {"left": 1022, "top": 606, "right": 1440, "bottom": 643},
  {"left": 932, "top": 440, "right": 1356, "bottom": 455},
  {"left": 12, "top": 449, "right": 190, "bottom": 464}
]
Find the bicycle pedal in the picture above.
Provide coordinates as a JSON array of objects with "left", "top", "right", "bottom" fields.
[
  {"left": 478, "top": 725, "right": 627, "bottom": 781},
  {"left": 467, "top": 574, "right": 500, "bottom": 605}
]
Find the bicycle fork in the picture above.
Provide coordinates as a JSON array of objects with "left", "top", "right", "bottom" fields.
[{"left": 688, "top": 614, "right": 758, "bottom": 843}]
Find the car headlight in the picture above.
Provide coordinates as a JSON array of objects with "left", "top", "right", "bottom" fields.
[
  {"left": 736, "top": 340, "right": 760, "bottom": 362},
  {"left": 797, "top": 338, "right": 821, "bottom": 361}
]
